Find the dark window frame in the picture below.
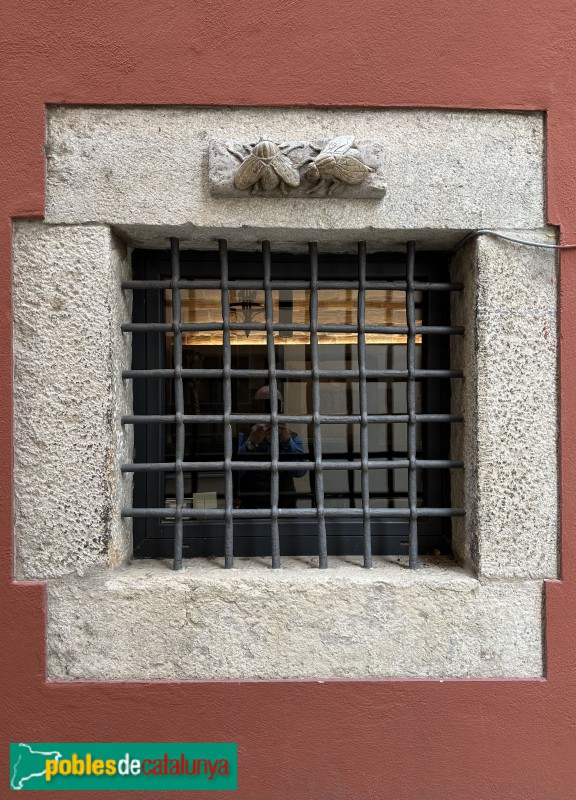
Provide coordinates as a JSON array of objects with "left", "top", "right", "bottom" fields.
[{"left": 126, "top": 243, "right": 461, "bottom": 565}]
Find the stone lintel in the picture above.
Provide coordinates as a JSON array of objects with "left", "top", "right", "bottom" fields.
[{"left": 45, "top": 107, "right": 544, "bottom": 232}]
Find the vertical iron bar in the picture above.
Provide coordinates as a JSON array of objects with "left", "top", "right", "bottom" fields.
[
  {"left": 263, "top": 241, "right": 281, "bottom": 568},
  {"left": 309, "top": 242, "right": 328, "bottom": 568},
  {"left": 406, "top": 240, "right": 418, "bottom": 569},
  {"left": 171, "top": 237, "right": 185, "bottom": 570},
  {"left": 345, "top": 347, "right": 355, "bottom": 507},
  {"left": 220, "top": 239, "right": 234, "bottom": 569},
  {"left": 357, "top": 241, "right": 372, "bottom": 568},
  {"left": 386, "top": 329, "right": 394, "bottom": 505}
]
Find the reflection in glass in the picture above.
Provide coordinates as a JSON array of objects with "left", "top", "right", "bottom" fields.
[
  {"left": 163, "top": 285, "right": 430, "bottom": 511},
  {"left": 165, "top": 288, "right": 422, "bottom": 347}
]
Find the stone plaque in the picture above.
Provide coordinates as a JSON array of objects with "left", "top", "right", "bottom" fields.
[{"left": 209, "top": 135, "right": 387, "bottom": 199}]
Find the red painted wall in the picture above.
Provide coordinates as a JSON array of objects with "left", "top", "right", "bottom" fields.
[{"left": 2, "top": 1, "right": 576, "bottom": 797}]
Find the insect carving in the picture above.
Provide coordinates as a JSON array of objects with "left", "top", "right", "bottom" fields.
[
  {"left": 305, "top": 135, "right": 374, "bottom": 195},
  {"left": 227, "top": 135, "right": 301, "bottom": 195}
]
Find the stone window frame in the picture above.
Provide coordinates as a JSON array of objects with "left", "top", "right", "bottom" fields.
[{"left": 11, "top": 106, "right": 557, "bottom": 680}]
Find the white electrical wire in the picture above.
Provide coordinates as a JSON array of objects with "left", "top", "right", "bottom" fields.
[{"left": 452, "top": 229, "right": 576, "bottom": 252}]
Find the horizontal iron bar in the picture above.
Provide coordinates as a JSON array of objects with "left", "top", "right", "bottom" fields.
[
  {"left": 122, "top": 507, "right": 465, "bottom": 518},
  {"left": 121, "top": 413, "right": 463, "bottom": 424},
  {"left": 123, "top": 368, "right": 463, "bottom": 379},
  {"left": 122, "top": 279, "right": 464, "bottom": 291},
  {"left": 122, "top": 459, "right": 464, "bottom": 472},
  {"left": 167, "top": 489, "right": 425, "bottom": 499},
  {"left": 121, "top": 322, "right": 464, "bottom": 335}
]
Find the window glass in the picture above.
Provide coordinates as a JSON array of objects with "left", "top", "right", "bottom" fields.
[
  {"left": 131, "top": 248, "right": 453, "bottom": 559},
  {"left": 163, "top": 287, "right": 423, "bottom": 510}
]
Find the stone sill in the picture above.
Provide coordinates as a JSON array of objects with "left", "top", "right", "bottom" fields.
[
  {"left": 46, "top": 557, "right": 543, "bottom": 681},
  {"left": 66, "top": 554, "right": 475, "bottom": 583}
]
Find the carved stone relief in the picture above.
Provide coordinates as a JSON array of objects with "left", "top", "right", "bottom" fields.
[{"left": 209, "top": 135, "right": 387, "bottom": 198}]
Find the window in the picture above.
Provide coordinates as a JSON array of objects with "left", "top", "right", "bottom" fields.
[
  {"left": 122, "top": 239, "right": 463, "bottom": 568},
  {"left": 16, "top": 108, "right": 553, "bottom": 681}
]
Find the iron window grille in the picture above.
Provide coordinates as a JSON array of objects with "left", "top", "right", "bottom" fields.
[{"left": 121, "top": 239, "right": 464, "bottom": 570}]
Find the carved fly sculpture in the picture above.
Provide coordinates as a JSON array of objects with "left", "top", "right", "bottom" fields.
[
  {"left": 227, "top": 135, "right": 301, "bottom": 195},
  {"left": 304, "top": 135, "right": 374, "bottom": 195},
  {"left": 225, "top": 134, "right": 377, "bottom": 197}
]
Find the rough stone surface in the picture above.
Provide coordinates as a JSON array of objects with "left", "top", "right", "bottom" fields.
[
  {"left": 451, "top": 232, "right": 557, "bottom": 579},
  {"left": 451, "top": 237, "right": 479, "bottom": 570},
  {"left": 475, "top": 234, "right": 558, "bottom": 577},
  {"left": 46, "top": 558, "right": 544, "bottom": 680},
  {"left": 209, "top": 138, "right": 387, "bottom": 199},
  {"left": 116, "top": 225, "right": 474, "bottom": 252},
  {"left": 13, "top": 221, "right": 133, "bottom": 579},
  {"left": 46, "top": 107, "right": 544, "bottom": 246}
]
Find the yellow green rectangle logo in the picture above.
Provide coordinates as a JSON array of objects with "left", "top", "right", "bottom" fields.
[{"left": 10, "top": 743, "right": 237, "bottom": 790}]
